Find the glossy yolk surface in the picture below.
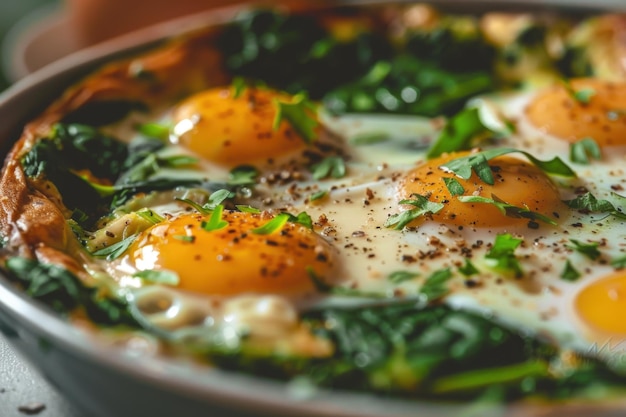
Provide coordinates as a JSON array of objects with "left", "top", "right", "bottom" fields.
[
  {"left": 526, "top": 78, "right": 626, "bottom": 147},
  {"left": 128, "top": 211, "right": 335, "bottom": 296},
  {"left": 398, "top": 151, "right": 563, "bottom": 228},
  {"left": 576, "top": 271, "right": 626, "bottom": 336},
  {"left": 172, "top": 87, "right": 311, "bottom": 165}
]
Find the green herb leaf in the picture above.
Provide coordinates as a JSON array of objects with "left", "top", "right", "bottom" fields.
[
  {"left": 385, "top": 194, "right": 445, "bottom": 230},
  {"left": 273, "top": 94, "right": 319, "bottom": 143},
  {"left": 135, "top": 208, "right": 165, "bottom": 225},
  {"left": 311, "top": 156, "right": 346, "bottom": 180},
  {"left": 458, "top": 259, "right": 479, "bottom": 276},
  {"left": 229, "top": 165, "right": 259, "bottom": 186},
  {"left": 173, "top": 235, "right": 195, "bottom": 243},
  {"left": 560, "top": 260, "right": 581, "bottom": 282},
  {"left": 419, "top": 268, "right": 453, "bottom": 301},
  {"left": 443, "top": 177, "right": 465, "bottom": 196},
  {"left": 176, "top": 197, "right": 210, "bottom": 215},
  {"left": 563, "top": 191, "right": 626, "bottom": 219},
  {"left": 236, "top": 205, "right": 261, "bottom": 214},
  {"left": 350, "top": 131, "right": 390, "bottom": 146},
  {"left": 133, "top": 270, "right": 180, "bottom": 286},
  {"left": 201, "top": 204, "right": 229, "bottom": 232},
  {"left": 427, "top": 107, "right": 492, "bottom": 159},
  {"left": 252, "top": 213, "right": 290, "bottom": 235},
  {"left": 458, "top": 194, "right": 557, "bottom": 226},
  {"left": 286, "top": 211, "right": 313, "bottom": 230},
  {"left": 309, "top": 190, "right": 328, "bottom": 202},
  {"left": 485, "top": 234, "right": 523, "bottom": 277},
  {"left": 441, "top": 148, "right": 576, "bottom": 186},
  {"left": 570, "top": 137, "right": 601, "bottom": 165},
  {"left": 567, "top": 239, "right": 601, "bottom": 260},
  {"left": 206, "top": 189, "right": 235, "bottom": 210},
  {"left": 232, "top": 76, "right": 247, "bottom": 99},
  {"left": 388, "top": 270, "right": 420, "bottom": 284},
  {"left": 93, "top": 234, "right": 138, "bottom": 260},
  {"left": 137, "top": 122, "right": 171, "bottom": 140},
  {"left": 612, "top": 255, "right": 626, "bottom": 269},
  {"left": 574, "top": 88, "right": 596, "bottom": 104}
]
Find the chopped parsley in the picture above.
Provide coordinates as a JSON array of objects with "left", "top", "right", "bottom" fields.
[
  {"left": 236, "top": 205, "right": 261, "bottom": 214},
  {"left": 457, "top": 195, "right": 557, "bottom": 226},
  {"left": 570, "top": 137, "right": 601, "bottom": 165},
  {"left": 133, "top": 270, "right": 180, "bottom": 286},
  {"left": 388, "top": 270, "right": 420, "bottom": 284},
  {"left": 443, "top": 177, "right": 465, "bottom": 196},
  {"left": 567, "top": 239, "right": 601, "bottom": 260},
  {"left": 440, "top": 148, "right": 576, "bottom": 186},
  {"left": 311, "top": 156, "right": 346, "bottom": 180},
  {"left": 612, "top": 255, "right": 626, "bottom": 269},
  {"left": 232, "top": 76, "right": 247, "bottom": 99},
  {"left": 135, "top": 208, "right": 165, "bottom": 225},
  {"left": 273, "top": 93, "right": 319, "bottom": 143},
  {"left": 385, "top": 194, "right": 444, "bottom": 230},
  {"left": 173, "top": 235, "right": 195, "bottom": 243},
  {"left": 201, "top": 204, "right": 229, "bottom": 232},
  {"left": 564, "top": 192, "right": 626, "bottom": 219},
  {"left": 229, "top": 165, "right": 259, "bottom": 186},
  {"left": 459, "top": 259, "right": 479, "bottom": 277},
  {"left": 560, "top": 260, "right": 581, "bottom": 282},
  {"left": 309, "top": 190, "right": 328, "bottom": 202},
  {"left": 485, "top": 234, "right": 523, "bottom": 277},
  {"left": 137, "top": 122, "right": 171, "bottom": 140},
  {"left": 419, "top": 268, "right": 453, "bottom": 301},
  {"left": 252, "top": 213, "right": 290, "bottom": 235},
  {"left": 92, "top": 234, "right": 138, "bottom": 261},
  {"left": 426, "top": 107, "right": 492, "bottom": 159}
]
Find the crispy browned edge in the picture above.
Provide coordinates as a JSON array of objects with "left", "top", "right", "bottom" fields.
[{"left": 0, "top": 27, "right": 230, "bottom": 282}]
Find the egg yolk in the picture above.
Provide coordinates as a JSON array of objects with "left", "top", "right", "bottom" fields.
[
  {"left": 127, "top": 211, "right": 335, "bottom": 296},
  {"left": 526, "top": 78, "right": 626, "bottom": 147},
  {"left": 172, "top": 87, "right": 313, "bottom": 165},
  {"left": 397, "top": 151, "right": 563, "bottom": 228},
  {"left": 575, "top": 271, "right": 626, "bottom": 336}
]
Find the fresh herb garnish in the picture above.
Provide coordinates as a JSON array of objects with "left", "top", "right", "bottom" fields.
[
  {"left": 419, "top": 268, "right": 453, "bottom": 301},
  {"left": 137, "top": 122, "right": 171, "bottom": 141},
  {"left": 459, "top": 259, "right": 479, "bottom": 276},
  {"left": 177, "top": 189, "right": 234, "bottom": 215},
  {"left": 567, "top": 239, "right": 601, "bottom": 260},
  {"left": 427, "top": 107, "right": 492, "bottom": 159},
  {"left": 443, "top": 177, "right": 465, "bottom": 196},
  {"left": 441, "top": 148, "right": 576, "bottom": 186},
  {"left": 388, "top": 270, "right": 420, "bottom": 284},
  {"left": 385, "top": 194, "right": 445, "bottom": 230},
  {"left": 570, "top": 137, "right": 601, "bottom": 165},
  {"left": 311, "top": 156, "right": 346, "bottom": 180},
  {"left": 252, "top": 213, "right": 290, "bottom": 235},
  {"left": 229, "top": 165, "right": 259, "bottom": 186},
  {"left": 236, "top": 205, "right": 261, "bottom": 214},
  {"left": 560, "top": 260, "right": 581, "bottom": 282},
  {"left": 458, "top": 195, "right": 557, "bottom": 226},
  {"left": 286, "top": 211, "right": 314, "bottom": 230},
  {"left": 173, "top": 235, "right": 195, "bottom": 243},
  {"left": 135, "top": 208, "right": 165, "bottom": 225},
  {"left": 201, "top": 204, "right": 229, "bottom": 232},
  {"left": 133, "top": 270, "right": 180, "bottom": 286},
  {"left": 93, "top": 234, "right": 138, "bottom": 260},
  {"left": 232, "top": 76, "right": 247, "bottom": 99},
  {"left": 485, "top": 234, "right": 523, "bottom": 277},
  {"left": 612, "top": 255, "right": 626, "bottom": 269},
  {"left": 350, "top": 131, "right": 390, "bottom": 146},
  {"left": 273, "top": 93, "right": 319, "bottom": 143},
  {"left": 564, "top": 192, "right": 626, "bottom": 219},
  {"left": 309, "top": 190, "right": 328, "bottom": 202}
]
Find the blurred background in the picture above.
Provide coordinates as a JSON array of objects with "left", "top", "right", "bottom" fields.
[{"left": 0, "top": 0, "right": 59, "bottom": 90}]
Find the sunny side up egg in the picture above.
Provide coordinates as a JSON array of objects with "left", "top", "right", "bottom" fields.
[{"left": 100, "top": 80, "right": 626, "bottom": 362}]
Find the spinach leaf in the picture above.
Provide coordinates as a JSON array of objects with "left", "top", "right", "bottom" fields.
[{"left": 5, "top": 257, "right": 138, "bottom": 327}]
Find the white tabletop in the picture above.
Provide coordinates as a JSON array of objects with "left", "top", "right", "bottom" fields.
[{"left": 0, "top": 333, "right": 84, "bottom": 417}]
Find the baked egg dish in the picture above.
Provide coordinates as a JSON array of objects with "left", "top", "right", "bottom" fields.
[{"left": 1, "top": 3, "right": 626, "bottom": 408}]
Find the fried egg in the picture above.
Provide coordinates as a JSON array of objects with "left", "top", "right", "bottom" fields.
[{"left": 95, "top": 81, "right": 625, "bottom": 363}]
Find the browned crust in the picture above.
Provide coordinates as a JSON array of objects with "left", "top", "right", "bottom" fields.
[{"left": 0, "top": 27, "right": 229, "bottom": 275}]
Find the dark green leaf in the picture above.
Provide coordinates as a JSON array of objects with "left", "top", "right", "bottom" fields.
[
  {"left": 568, "top": 239, "right": 601, "bottom": 260},
  {"left": 427, "top": 107, "right": 491, "bottom": 159},
  {"left": 385, "top": 195, "right": 445, "bottom": 230},
  {"left": 560, "top": 260, "right": 581, "bottom": 282},
  {"left": 485, "top": 234, "right": 523, "bottom": 277},
  {"left": 286, "top": 211, "right": 313, "bottom": 230},
  {"left": 458, "top": 195, "right": 557, "bottom": 226},
  {"left": 388, "top": 270, "right": 420, "bottom": 284},
  {"left": 310, "top": 190, "right": 328, "bottom": 202},
  {"left": 311, "top": 156, "right": 346, "bottom": 180},
  {"left": 229, "top": 165, "right": 259, "bottom": 186},
  {"left": 443, "top": 177, "right": 465, "bottom": 196},
  {"left": 570, "top": 137, "right": 601, "bottom": 165},
  {"left": 273, "top": 94, "right": 319, "bottom": 143},
  {"left": 420, "top": 268, "right": 453, "bottom": 301},
  {"left": 612, "top": 255, "right": 626, "bottom": 269},
  {"left": 459, "top": 259, "right": 479, "bottom": 277}
]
